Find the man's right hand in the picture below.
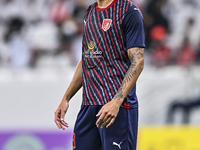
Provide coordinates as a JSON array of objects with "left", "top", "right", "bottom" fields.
[
  {"left": 54, "top": 59, "right": 82, "bottom": 130},
  {"left": 54, "top": 100, "right": 69, "bottom": 130}
]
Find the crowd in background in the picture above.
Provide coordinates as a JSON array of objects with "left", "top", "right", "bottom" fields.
[{"left": 0, "top": 0, "right": 200, "bottom": 69}]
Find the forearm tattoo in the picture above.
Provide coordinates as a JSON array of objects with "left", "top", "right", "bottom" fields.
[{"left": 113, "top": 48, "right": 144, "bottom": 100}]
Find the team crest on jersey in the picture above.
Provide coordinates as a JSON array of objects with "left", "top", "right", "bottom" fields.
[
  {"left": 102, "top": 19, "right": 112, "bottom": 31},
  {"left": 88, "top": 41, "right": 95, "bottom": 50}
]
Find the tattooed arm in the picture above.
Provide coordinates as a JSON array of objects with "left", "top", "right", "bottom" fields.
[
  {"left": 96, "top": 47, "right": 144, "bottom": 128},
  {"left": 113, "top": 47, "right": 144, "bottom": 102}
]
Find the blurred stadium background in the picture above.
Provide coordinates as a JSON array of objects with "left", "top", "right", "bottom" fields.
[{"left": 0, "top": 0, "right": 200, "bottom": 149}]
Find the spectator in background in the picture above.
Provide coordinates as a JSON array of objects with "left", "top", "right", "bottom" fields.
[
  {"left": 166, "top": 0, "right": 200, "bottom": 51},
  {"left": 0, "top": 0, "right": 199, "bottom": 68},
  {"left": 176, "top": 38, "right": 196, "bottom": 67},
  {"left": 175, "top": 18, "right": 197, "bottom": 67},
  {"left": 50, "top": 0, "right": 75, "bottom": 54},
  {"left": 143, "top": 0, "right": 169, "bottom": 49},
  {"left": 69, "top": 1, "right": 87, "bottom": 65},
  {"left": 143, "top": 0, "right": 200, "bottom": 66},
  {"left": 73, "top": 0, "right": 87, "bottom": 24},
  {"left": 150, "top": 25, "right": 172, "bottom": 66},
  {"left": 50, "top": 0, "right": 72, "bottom": 24},
  {"left": 0, "top": 0, "right": 33, "bottom": 68},
  {"left": 4, "top": 17, "right": 31, "bottom": 69}
]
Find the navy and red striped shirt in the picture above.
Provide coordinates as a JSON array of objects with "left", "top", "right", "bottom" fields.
[{"left": 82, "top": 0, "right": 145, "bottom": 108}]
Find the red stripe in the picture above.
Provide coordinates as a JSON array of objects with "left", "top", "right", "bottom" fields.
[
  {"left": 85, "top": 5, "right": 93, "bottom": 16},
  {"left": 96, "top": 12, "right": 118, "bottom": 97},
  {"left": 120, "top": 0, "right": 129, "bottom": 48},
  {"left": 83, "top": 86, "right": 89, "bottom": 105},
  {"left": 113, "top": 3, "right": 128, "bottom": 61},
  {"left": 82, "top": 31, "right": 104, "bottom": 104},
  {"left": 82, "top": 61, "right": 97, "bottom": 105},
  {"left": 114, "top": 2, "right": 129, "bottom": 107},
  {"left": 105, "top": 9, "right": 127, "bottom": 78},
  {"left": 120, "top": 0, "right": 123, "bottom": 24},
  {"left": 85, "top": 24, "right": 108, "bottom": 105},
  {"left": 113, "top": 3, "right": 122, "bottom": 48},
  {"left": 119, "top": 2, "right": 129, "bottom": 61},
  {"left": 104, "top": 10, "right": 123, "bottom": 83},
  {"left": 82, "top": 44, "right": 89, "bottom": 105},
  {"left": 92, "top": 69, "right": 105, "bottom": 105},
  {"left": 88, "top": 11, "right": 115, "bottom": 99},
  {"left": 84, "top": 65, "right": 103, "bottom": 105},
  {"left": 84, "top": 12, "right": 110, "bottom": 103},
  {"left": 88, "top": 22, "right": 110, "bottom": 102},
  {"left": 123, "top": 103, "right": 131, "bottom": 109},
  {"left": 84, "top": 64, "right": 104, "bottom": 105},
  {"left": 83, "top": 30, "right": 88, "bottom": 52},
  {"left": 93, "top": 67, "right": 109, "bottom": 104},
  {"left": 83, "top": 30, "right": 89, "bottom": 56},
  {"left": 82, "top": 20, "right": 98, "bottom": 105},
  {"left": 113, "top": 1, "right": 116, "bottom": 22},
  {"left": 119, "top": 0, "right": 124, "bottom": 35},
  {"left": 82, "top": 73, "right": 89, "bottom": 105},
  {"left": 126, "top": 0, "right": 129, "bottom": 12}
]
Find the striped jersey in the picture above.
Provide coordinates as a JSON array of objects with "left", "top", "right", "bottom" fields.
[{"left": 82, "top": 0, "right": 145, "bottom": 108}]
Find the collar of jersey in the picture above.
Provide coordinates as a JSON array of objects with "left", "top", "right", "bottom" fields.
[{"left": 95, "top": 0, "right": 119, "bottom": 12}]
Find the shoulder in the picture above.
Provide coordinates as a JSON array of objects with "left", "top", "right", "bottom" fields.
[
  {"left": 84, "top": 2, "right": 96, "bottom": 19},
  {"left": 86, "top": 2, "right": 96, "bottom": 13},
  {"left": 122, "top": 1, "right": 144, "bottom": 27},
  {"left": 124, "top": 1, "right": 144, "bottom": 19}
]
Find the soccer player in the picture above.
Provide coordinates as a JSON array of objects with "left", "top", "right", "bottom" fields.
[{"left": 54, "top": 0, "right": 145, "bottom": 149}]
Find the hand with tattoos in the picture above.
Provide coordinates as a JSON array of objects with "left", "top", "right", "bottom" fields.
[{"left": 96, "top": 47, "right": 144, "bottom": 128}]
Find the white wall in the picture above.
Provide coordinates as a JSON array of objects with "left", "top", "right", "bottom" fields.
[
  {"left": 1, "top": 65, "right": 200, "bottom": 130},
  {"left": 0, "top": 67, "right": 82, "bottom": 130}
]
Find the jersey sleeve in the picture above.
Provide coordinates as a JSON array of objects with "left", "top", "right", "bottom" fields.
[{"left": 122, "top": 4, "right": 145, "bottom": 49}]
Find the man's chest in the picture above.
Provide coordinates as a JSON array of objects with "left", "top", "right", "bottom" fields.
[{"left": 83, "top": 9, "right": 123, "bottom": 39}]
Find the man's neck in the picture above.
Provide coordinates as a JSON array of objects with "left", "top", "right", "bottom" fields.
[{"left": 97, "top": 0, "right": 114, "bottom": 8}]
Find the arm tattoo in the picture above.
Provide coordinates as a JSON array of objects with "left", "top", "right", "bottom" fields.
[
  {"left": 113, "top": 48, "right": 144, "bottom": 100},
  {"left": 113, "top": 87, "right": 123, "bottom": 100}
]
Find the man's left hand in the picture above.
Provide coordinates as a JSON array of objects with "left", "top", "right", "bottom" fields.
[{"left": 96, "top": 100, "right": 121, "bottom": 128}]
